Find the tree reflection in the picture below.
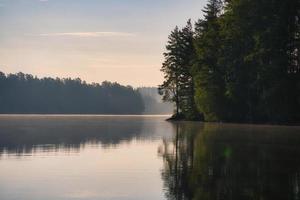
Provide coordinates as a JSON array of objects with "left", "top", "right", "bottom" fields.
[
  {"left": 0, "top": 116, "right": 146, "bottom": 156},
  {"left": 160, "top": 123, "right": 300, "bottom": 200}
]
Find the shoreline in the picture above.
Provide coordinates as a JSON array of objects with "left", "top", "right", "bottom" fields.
[
  {"left": 0, "top": 114, "right": 298, "bottom": 126},
  {"left": 166, "top": 117, "right": 300, "bottom": 127}
]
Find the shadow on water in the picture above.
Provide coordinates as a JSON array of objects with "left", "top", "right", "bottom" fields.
[
  {"left": 0, "top": 115, "right": 170, "bottom": 156},
  {"left": 160, "top": 122, "right": 300, "bottom": 200}
]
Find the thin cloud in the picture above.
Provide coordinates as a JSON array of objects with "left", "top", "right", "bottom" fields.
[{"left": 37, "top": 32, "right": 137, "bottom": 37}]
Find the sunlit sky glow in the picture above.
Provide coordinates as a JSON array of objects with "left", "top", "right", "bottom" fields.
[{"left": 0, "top": 0, "right": 205, "bottom": 87}]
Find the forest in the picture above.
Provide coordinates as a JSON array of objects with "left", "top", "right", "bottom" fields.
[
  {"left": 0, "top": 71, "right": 144, "bottom": 114},
  {"left": 159, "top": 0, "right": 300, "bottom": 123}
]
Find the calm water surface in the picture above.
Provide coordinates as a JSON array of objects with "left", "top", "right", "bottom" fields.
[{"left": 0, "top": 115, "right": 300, "bottom": 200}]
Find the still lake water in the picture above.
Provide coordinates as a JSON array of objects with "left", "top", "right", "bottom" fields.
[{"left": 0, "top": 115, "right": 300, "bottom": 200}]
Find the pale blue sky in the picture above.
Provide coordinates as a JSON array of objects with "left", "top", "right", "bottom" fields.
[{"left": 0, "top": 0, "right": 206, "bottom": 86}]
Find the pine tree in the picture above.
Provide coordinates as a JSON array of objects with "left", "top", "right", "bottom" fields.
[
  {"left": 159, "top": 21, "right": 199, "bottom": 120},
  {"left": 160, "top": 0, "right": 300, "bottom": 123},
  {"left": 178, "top": 20, "right": 199, "bottom": 120},
  {"left": 159, "top": 27, "right": 182, "bottom": 116},
  {"left": 193, "top": 0, "right": 225, "bottom": 121}
]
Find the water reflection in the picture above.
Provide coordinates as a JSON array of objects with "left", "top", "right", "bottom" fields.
[
  {"left": 161, "top": 122, "right": 300, "bottom": 200},
  {"left": 0, "top": 115, "right": 172, "bottom": 156},
  {"left": 1, "top": 116, "right": 300, "bottom": 200}
]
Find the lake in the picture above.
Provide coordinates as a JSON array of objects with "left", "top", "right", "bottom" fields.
[{"left": 0, "top": 115, "right": 300, "bottom": 200}]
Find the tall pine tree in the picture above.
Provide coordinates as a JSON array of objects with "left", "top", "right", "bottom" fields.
[
  {"left": 193, "top": 0, "right": 225, "bottom": 121},
  {"left": 159, "top": 21, "right": 199, "bottom": 120},
  {"left": 159, "top": 26, "right": 182, "bottom": 116}
]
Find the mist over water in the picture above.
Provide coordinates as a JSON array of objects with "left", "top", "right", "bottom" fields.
[{"left": 0, "top": 115, "right": 300, "bottom": 200}]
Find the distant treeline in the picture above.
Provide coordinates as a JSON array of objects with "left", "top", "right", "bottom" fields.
[
  {"left": 159, "top": 0, "right": 300, "bottom": 123},
  {"left": 0, "top": 72, "right": 144, "bottom": 114}
]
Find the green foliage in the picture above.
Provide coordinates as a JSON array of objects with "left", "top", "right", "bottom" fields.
[
  {"left": 160, "top": 0, "right": 300, "bottom": 123},
  {"left": 159, "top": 26, "right": 182, "bottom": 115},
  {"left": 193, "top": 0, "right": 225, "bottom": 122},
  {"left": 159, "top": 20, "right": 199, "bottom": 120}
]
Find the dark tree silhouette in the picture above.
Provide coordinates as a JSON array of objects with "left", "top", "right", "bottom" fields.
[
  {"left": 160, "top": 0, "right": 300, "bottom": 123},
  {"left": 160, "top": 123, "right": 300, "bottom": 200},
  {"left": 159, "top": 20, "right": 200, "bottom": 120},
  {"left": 0, "top": 72, "right": 144, "bottom": 114}
]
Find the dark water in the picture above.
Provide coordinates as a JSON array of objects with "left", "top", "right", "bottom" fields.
[{"left": 0, "top": 116, "right": 300, "bottom": 200}]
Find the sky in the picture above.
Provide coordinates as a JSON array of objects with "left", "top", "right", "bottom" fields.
[{"left": 0, "top": 0, "right": 206, "bottom": 87}]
